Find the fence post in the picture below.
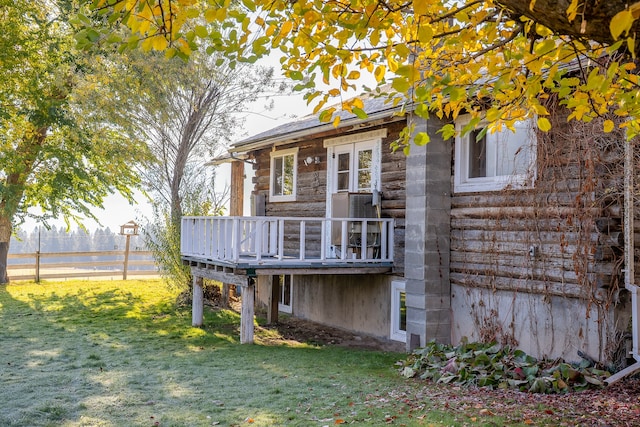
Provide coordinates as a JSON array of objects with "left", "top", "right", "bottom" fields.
[{"left": 35, "top": 251, "right": 40, "bottom": 283}]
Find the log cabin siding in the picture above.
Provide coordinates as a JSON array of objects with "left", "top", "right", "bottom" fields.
[
  {"left": 450, "top": 115, "right": 627, "bottom": 304},
  {"left": 249, "top": 121, "right": 407, "bottom": 273}
]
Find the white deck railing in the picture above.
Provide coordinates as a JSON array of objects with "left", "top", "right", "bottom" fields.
[{"left": 181, "top": 216, "right": 394, "bottom": 264}]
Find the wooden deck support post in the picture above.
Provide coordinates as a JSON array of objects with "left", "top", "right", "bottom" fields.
[
  {"left": 192, "top": 275, "right": 204, "bottom": 327},
  {"left": 264, "top": 275, "right": 279, "bottom": 324},
  {"left": 240, "top": 277, "right": 255, "bottom": 344}
]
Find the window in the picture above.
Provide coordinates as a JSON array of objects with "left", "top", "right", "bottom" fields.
[
  {"left": 329, "top": 140, "right": 378, "bottom": 193},
  {"left": 270, "top": 148, "right": 298, "bottom": 202},
  {"left": 454, "top": 115, "right": 536, "bottom": 192},
  {"left": 277, "top": 274, "right": 293, "bottom": 313},
  {"left": 390, "top": 280, "right": 407, "bottom": 342}
]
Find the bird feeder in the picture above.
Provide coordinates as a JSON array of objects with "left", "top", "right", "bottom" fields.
[{"left": 119, "top": 220, "right": 139, "bottom": 236}]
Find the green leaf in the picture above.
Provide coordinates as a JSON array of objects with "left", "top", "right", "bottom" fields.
[
  {"left": 352, "top": 107, "right": 368, "bottom": 120},
  {"left": 391, "top": 77, "right": 410, "bottom": 93},
  {"left": 414, "top": 132, "right": 430, "bottom": 146},
  {"left": 194, "top": 25, "right": 209, "bottom": 38},
  {"left": 438, "top": 124, "right": 456, "bottom": 140}
]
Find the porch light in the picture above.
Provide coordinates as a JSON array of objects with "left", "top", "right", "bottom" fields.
[{"left": 304, "top": 156, "right": 321, "bottom": 166}]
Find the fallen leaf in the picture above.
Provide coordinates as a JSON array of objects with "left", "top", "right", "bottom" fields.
[{"left": 334, "top": 419, "right": 345, "bottom": 425}]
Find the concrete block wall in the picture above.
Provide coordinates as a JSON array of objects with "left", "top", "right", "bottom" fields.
[{"left": 404, "top": 116, "right": 452, "bottom": 350}]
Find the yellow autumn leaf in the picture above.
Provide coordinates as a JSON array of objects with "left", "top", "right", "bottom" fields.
[
  {"left": 485, "top": 108, "right": 501, "bottom": 122},
  {"left": 216, "top": 7, "right": 227, "bottom": 22},
  {"left": 610, "top": 10, "right": 634, "bottom": 40},
  {"left": 387, "top": 55, "right": 399, "bottom": 73},
  {"left": 140, "top": 37, "right": 153, "bottom": 52},
  {"left": 413, "top": 0, "right": 428, "bottom": 15},
  {"left": 331, "top": 64, "right": 343, "bottom": 79},
  {"left": 333, "top": 115, "right": 341, "bottom": 128},
  {"left": 151, "top": 35, "right": 169, "bottom": 51},
  {"left": 346, "top": 70, "right": 360, "bottom": 80},
  {"left": 280, "top": 20, "right": 293, "bottom": 37},
  {"left": 566, "top": 0, "right": 579, "bottom": 22},
  {"left": 204, "top": 8, "right": 217, "bottom": 22},
  {"left": 603, "top": 119, "right": 615, "bottom": 133},
  {"left": 537, "top": 117, "right": 552, "bottom": 131},
  {"left": 374, "top": 65, "right": 386, "bottom": 82}
]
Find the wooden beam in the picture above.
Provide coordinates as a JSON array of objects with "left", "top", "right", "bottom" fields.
[
  {"left": 190, "top": 266, "right": 248, "bottom": 286},
  {"left": 240, "top": 278, "right": 255, "bottom": 344},
  {"left": 192, "top": 275, "right": 204, "bottom": 327},
  {"left": 230, "top": 160, "right": 244, "bottom": 216},
  {"left": 253, "top": 267, "right": 392, "bottom": 276}
]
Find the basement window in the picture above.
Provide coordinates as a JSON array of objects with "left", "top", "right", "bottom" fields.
[
  {"left": 454, "top": 115, "right": 536, "bottom": 192},
  {"left": 277, "top": 274, "right": 293, "bottom": 314},
  {"left": 390, "top": 280, "right": 407, "bottom": 342}
]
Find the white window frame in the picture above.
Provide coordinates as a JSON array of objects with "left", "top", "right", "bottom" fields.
[
  {"left": 269, "top": 147, "right": 298, "bottom": 202},
  {"left": 324, "top": 129, "right": 385, "bottom": 206},
  {"left": 390, "top": 280, "right": 407, "bottom": 343},
  {"left": 454, "top": 114, "right": 536, "bottom": 193},
  {"left": 277, "top": 274, "right": 293, "bottom": 314}
]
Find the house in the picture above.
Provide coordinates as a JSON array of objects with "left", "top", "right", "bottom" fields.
[{"left": 181, "top": 94, "right": 637, "bottom": 368}]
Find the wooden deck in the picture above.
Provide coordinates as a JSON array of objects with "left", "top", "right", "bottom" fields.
[
  {"left": 181, "top": 215, "right": 395, "bottom": 278},
  {"left": 181, "top": 215, "right": 396, "bottom": 344}
]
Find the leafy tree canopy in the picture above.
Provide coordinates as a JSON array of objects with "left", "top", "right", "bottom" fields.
[
  {"left": 83, "top": 0, "right": 640, "bottom": 147},
  {"left": 1, "top": 0, "right": 150, "bottom": 231}
]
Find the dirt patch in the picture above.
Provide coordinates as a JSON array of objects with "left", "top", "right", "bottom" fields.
[{"left": 257, "top": 315, "right": 405, "bottom": 352}]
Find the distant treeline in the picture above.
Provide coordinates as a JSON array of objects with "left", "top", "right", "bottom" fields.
[
  {"left": 10, "top": 226, "right": 148, "bottom": 254},
  {"left": 8, "top": 227, "right": 153, "bottom": 271},
  {"left": 9, "top": 227, "right": 156, "bottom": 271}
]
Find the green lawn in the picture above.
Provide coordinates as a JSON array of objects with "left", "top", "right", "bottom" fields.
[
  {"left": 0, "top": 280, "right": 457, "bottom": 426},
  {"left": 2, "top": 279, "right": 597, "bottom": 427}
]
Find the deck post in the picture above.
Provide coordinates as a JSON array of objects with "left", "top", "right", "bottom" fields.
[
  {"left": 240, "top": 277, "right": 255, "bottom": 344},
  {"left": 265, "top": 275, "right": 279, "bottom": 324},
  {"left": 192, "top": 275, "right": 204, "bottom": 327}
]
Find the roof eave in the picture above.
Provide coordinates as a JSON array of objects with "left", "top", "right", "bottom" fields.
[{"left": 230, "top": 107, "right": 406, "bottom": 155}]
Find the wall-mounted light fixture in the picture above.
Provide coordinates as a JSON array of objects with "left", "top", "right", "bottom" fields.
[{"left": 304, "top": 156, "right": 321, "bottom": 166}]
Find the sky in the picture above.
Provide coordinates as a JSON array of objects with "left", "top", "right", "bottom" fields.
[{"left": 21, "top": 75, "right": 315, "bottom": 233}]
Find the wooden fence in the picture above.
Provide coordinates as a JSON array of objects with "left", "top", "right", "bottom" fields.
[{"left": 7, "top": 250, "right": 160, "bottom": 281}]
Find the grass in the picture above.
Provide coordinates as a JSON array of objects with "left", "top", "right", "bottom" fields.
[{"left": 0, "top": 279, "right": 526, "bottom": 426}]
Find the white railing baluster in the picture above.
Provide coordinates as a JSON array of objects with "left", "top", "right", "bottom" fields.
[
  {"left": 341, "top": 220, "right": 348, "bottom": 260},
  {"left": 299, "top": 221, "right": 306, "bottom": 261},
  {"left": 269, "top": 220, "right": 277, "bottom": 255},
  {"left": 232, "top": 218, "right": 241, "bottom": 261},
  {"left": 381, "top": 221, "right": 388, "bottom": 260},
  {"left": 278, "top": 219, "right": 285, "bottom": 260},
  {"left": 388, "top": 219, "right": 394, "bottom": 261},
  {"left": 361, "top": 220, "right": 368, "bottom": 260},
  {"left": 225, "top": 218, "right": 232, "bottom": 260},
  {"left": 320, "top": 219, "right": 326, "bottom": 261},
  {"left": 255, "top": 218, "right": 263, "bottom": 261}
]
